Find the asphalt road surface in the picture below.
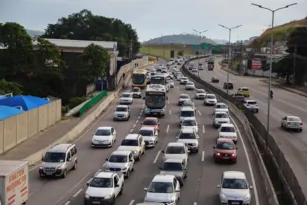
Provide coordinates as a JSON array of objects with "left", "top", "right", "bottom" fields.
[{"left": 27, "top": 61, "right": 267, "bottom": 205}]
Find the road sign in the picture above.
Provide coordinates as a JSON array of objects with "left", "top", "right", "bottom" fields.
[{"left": 212, "top": 46, "right": 222, "bottom": 51}]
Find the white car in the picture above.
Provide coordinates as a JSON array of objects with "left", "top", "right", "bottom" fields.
[
  {"left": 179, "top": 107, "right": 196, "bottom": 125},
  {"left": 204, "top": 94, "right": 217, "bottom": 106},
  {"left": 91, "top": 127, "right": 116, "bottom": 148},
  {"left": 138, "top": 127, "right": 159, "bottom": 148},
  {"left": 178, "top": 94, "right": 190, "bottom": 106},
  {"left": 180, "top": 77, "right": 188, "bottom": 84},
  {"left": 243, "top": 100, "right": 259, "bottom": 113},
  {"left": 218, "top": 123, "right": 238, "bottom": 143},
  {"left": 144, "top": 175, "right": 180, "bottom": 204},
  {"left": 113, "top": 105, "right": 130, "bottom": 121},
  {"left": 105, "top": 150, "right": 135, "bottom": 178},
  {"left": 177, "top": 127, "right": 199, "bottom": 153},
  {"left": 117, "top": 134, "right": 145, "bottom": 161},
  {"left": 162, "top": 142, "right": 189, "bottom": 163},
  {"left": 214, "top": 103, "right": 229, "bottom": 114},
  {"left": 218, "top": 171, "right": 252, "bottom": 205},
  {"left": 131, "top": 87, "right": 142, "bottom": 98},
  {"left": 192, "top": 68, "right": 198, "bottom": 73},
  {"left": 213, "top": 112, "right": 230, "bottom": 128},
  {"left": 120, "top": 92, "right": 133, "bottom": 105},
  {"left": 181, "top": 117, "right": 198, "bottom": 132},
  {"left": 169, "top": 80, "right": 174, "bottom": 88},
  {"left": 281, "top": 115, "right": 303, "bottom": 132},
  {"left": 185, "top": 82, "right": 195, "bottom": 90},
  {"left": 195, "top": 89, "right": 206, "bottom": 99}
]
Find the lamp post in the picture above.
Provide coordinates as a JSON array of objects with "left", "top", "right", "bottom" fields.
[
  {"left": 218, "top": 24, "right": 242, "bottom": 97},
  {"left": 193, "top": 29, "right": 208, "bottom": 78},
  {"left": 251, "top": 2, "right": 297, "bottom": 147}
]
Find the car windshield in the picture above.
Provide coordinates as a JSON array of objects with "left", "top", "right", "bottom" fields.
[
  {"left": 179, "top": 132, "right": 196, "bottom": 139},
  {"left": 89, "top": 177, "right": 113, "bottom": 188},
  {"left": 139, "top": 129, "right": 153, "bottom": 136},
  {"left": 121, "top": 139, "right": 138, "bottom": 146},
  {"left": 288, "top": 117, "right": 301, "bottom": 121},
  {"left": 220, "top": 126, "right": 235, "bottom": 132},
  {"left": 216, "top": 104, "right": 227, "bottom": 109},
  {"left": 166, "top": 146, "right": 185, "bottom": 154},
  {"left": 148, "top": 182, "right": 174, "bottom": 193},
  {"left": 216, "top": 142, "right": 235, "bottom": 150},
  {"left": 180, "top": 95, "right": 189, "bottom": 99},
  {"left": 187, "top": 83, "right": 193, "bottom": 85},
  {"left": 215, "top": 113, "right": 228, "bottom": 118},
  {"left": 206, "top": 95, "right": 215, "bottom": 99},
  {"left": 43, "top": 152, "right": 66, "bottom": 163},
  {"left": 109, "top": 155, "right": 128, "bottom": 163},
  {"left": 121, "top": 94, "right": 130, "bottom": 98},
  {"left": 222, "top": 178, "right": 248, "bottom": 189},
  {"left": 247, "top": 101, "right": 257, "bottom": 105},
  {"left": 143, "top": 120, "right": 157, "bottom": 125},
  {"left": 182, "top": 120, "right": 196, "bottom": 126},
  {"left": 95, "top": 129, "right": 111, "bottom": 136},
  {"left": 162, "top": 162, "right": 183, "bottom": 171},
  {"left": 116, "top": 107, "right": 127, "bottom": 112},
  {"left": 180, "top": 111, "right": 195, "bottom": 117}
]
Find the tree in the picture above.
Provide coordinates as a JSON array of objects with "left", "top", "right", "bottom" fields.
[
  {"left": 272, "top": 55, "right": 294, "bottom": 84},
  {"left": 81, "top": 44, "right": 110, "bottom": 81},
  {"left": 0, "top": 79, "right": 23, "bottom": 95},
  {"left": 43, "top": 10, "right": 140, "bottom": 57}
]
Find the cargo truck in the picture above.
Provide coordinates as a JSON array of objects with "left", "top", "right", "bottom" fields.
[{"left": 0, "top": 160, "right": 28, "bottom": 205}]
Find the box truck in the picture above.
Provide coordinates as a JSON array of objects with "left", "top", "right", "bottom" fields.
[{"left": 0, "top": 160, "right": 28, "bottom": 205}]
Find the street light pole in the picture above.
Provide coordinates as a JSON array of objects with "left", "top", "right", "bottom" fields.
[
  {"left": 192, "top": 29, "right": 208, "bottom": 78},
  {"left": 251, "top": 2, "right": 297, "bottom": 147},
  {"left": 218, "top": 24, "right": 242, "bottom": 98}
]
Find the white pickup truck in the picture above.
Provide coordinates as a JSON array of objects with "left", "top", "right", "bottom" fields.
[
  {"left": 84, "top": 171, "right": 124, "bottom": 205},
  {"left": 0, "top": 160, "right": 29, "bottom": 205}
]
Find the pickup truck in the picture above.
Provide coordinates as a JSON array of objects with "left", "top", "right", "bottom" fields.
[
  {"left": 0, "top": 160, "right": 28, "bottom": 205},
  {"left": 84, "top": 171, "right": 124, "bottom": 205}
]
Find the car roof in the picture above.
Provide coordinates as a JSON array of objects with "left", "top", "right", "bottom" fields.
[
  {"left": 216, "top": 102, "right": 226, "bottom": 105},
  {"left": 206, "top": 94, "right": 215, "bottom": 96},
  {"left": 122, "top": 92, "right": 131, "bottom": 95},
  {"left": 239, "top": 87, "right": 249, "bottom": 89},
  {"left": 97, "top": 126, "right": 112, "bottom": 130},
  {"left": 111, "top": 150, "right": 131, "bottom": 156},
  {"left": 48, "top": 144, "right": 75, "bottom": 153},
  {"left": 182, "top": 117, "right": 196, "bottom": 121},
  {"left": 140, "top": 126, "right": 155, "bottom": 131},
  {"left": 287, "top": 115, "right": 300, "bottom": 118},
  {"left": 96, "top": 172, "right": 115, "bottom": 178},
  {"left": 116, "top": 105, "right": 129, "bottom": 108},
  {"left": 223, "top": 171, "right": 246, "bottom": 179},
  {"left": 217, "top": 138, "right": 234, "bottom": 143},
  {"left": 180, "top": 127, "right": 195, "bottom": 133},
  {"left": 220, "top": 123, "right": 234, "bottom": 127},
  {"left": 144, "top": 117, "right": 158, "bottom": 121},
  {"left": 152, "top": 174, "right": 175, "bottom": 183},
  {"left": 167, "top": 142, "right": 185, "bottom": 147},
  {"left": 245, "top": 100, "right": 257, "bottom": 102},
  {"left": 124, "top": 134, "right": 140, "bottom": 140},
  {"left": 164, "top": 158, "right": 184, "bottom": 163},
  {"left": 181, "top": 107, "right": 194, "bottom": 111},
  {"left": 215, "top": 111, "right": 228, "bottom": 115}
]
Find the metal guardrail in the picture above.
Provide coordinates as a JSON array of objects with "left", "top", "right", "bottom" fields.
[{"left": 79, "top": 90, "right": 108, "bottom": 116}]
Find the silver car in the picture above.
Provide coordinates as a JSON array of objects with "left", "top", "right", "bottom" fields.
[
  {"left": 105, "top": 150, "right": 135, "bottom": 178},
  {"left": 218, "top": 171, "right": 253, "bottom": 205},
  {"left": 138, "top": 127, "right": 159, "bottom": 148},
  {"left": 144, "top": 174, "right": 181, "bottom": 204},
  {"left": 120, "top": 92, "right": 133, "bottom": 104},
  {"left": 113, "top": 105, "right": 130, "bottom": 121},
  {"left": 281, "top": 115, "right": 303, "bottom": 132},
  {"left": 213, "top": 112, "right": 230, "bottom": 128},
  {"left": 160, "top": 158, "right": 187, "bottom": 186}
]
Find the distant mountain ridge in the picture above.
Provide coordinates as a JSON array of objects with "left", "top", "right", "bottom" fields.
[
  {"left": 143, "top": 34, "right": 226, "bottom": 45},
  {"left": 26, "top": 29, "right": 44, "bottom": 37}
]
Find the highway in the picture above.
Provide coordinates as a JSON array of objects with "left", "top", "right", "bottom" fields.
[
  {"left": 189, "top": 58, "right": 307, "bottom": 189},
  {"left": 26, "top": 60, "right": 267, "bottom": 205}
]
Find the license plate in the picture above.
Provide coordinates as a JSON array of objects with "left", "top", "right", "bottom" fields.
[
  {"left": 224, "top": 157, "right": 230, "bottom": 159},
  {"left": 46, "top": 173, "right": 53, "bottom": 175},
  {"left": 92, "top": 202, "right": 100, "bottom": 204},
  {"left": 231, "top": 202, "right": 239, "bottom": 205}
]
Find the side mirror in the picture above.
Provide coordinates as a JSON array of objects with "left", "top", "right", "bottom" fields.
[
  {"left": 158, "top": 123, "right": 160, "bottom": 125},
  {"left": 92, "top": 133, "right": 95, "bottom": 135},
  {"left": 143, "top": 97, "right": 145, "bottom": 100},
  {"left": 217, "top": 184, "right": 221, "bottom": 188},
  {"left": 144, "top": 188, "right": 148, "bottom": 191},
  {"left": 249, "top": 186, "right": 253, "bottom": 189},
  {"left": 176, "top": 136, "right": 179, "bottom": 139},
  {"left": 236, "top": 148, "right": 238, "bottom": 149},
  {"left": 187, "top": 150, "right": 190, "bottom": 153},
  {"left": 213, "top": 146, "right": 216, "bottom": 149},
  {"left": 175, "top": 188, "right": 180, "bottom": 192},
  {"left": 105, "top": 158, "right": 108, "bottom": 161},
  {"left": 41, "top": 156, "right": 44, "bottom": 161},
  {"left": 86, "top": 178, "right": 93, "bottom": 186},
  {"left": 161, "top": 150, "right": 165, "bottom": 153},
  {"left": 183, "top": 168, "right": 187, "bottom": 170},
  {"left": 159, "top": 167, "right": 163, "bottom": 170},
  {"left": 115, "top": 183, "right": 120, "bottom": 187},
  {"left": 197, "top": 136, "right": 200, "bottom": 139},
  {"left": 67, "top": 158, "right": 71, "bottom": 162}
]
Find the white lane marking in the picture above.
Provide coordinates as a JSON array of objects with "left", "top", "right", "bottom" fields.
[
  {"left": 138, "top": 116, "right": 140, "bottom": 119},
  {"left": 201, "top": 151, "right": 205, "bottom": 161},
  {"left": 193, "top": 202, "right": 197, "bottom": 205},
  {"left": 166, "top": 125, "right": 170, "bottom": 133},
  {"left": 198, "top": 110, "right": 201, "bottom": 115},
  {"left": 169, "top": 110, "right": 172, "bottom": 115},
  {"left": 64, "top": 201, "right": 71, "bottom": 205},
  {"left": 136, "top": 120, "right": 138, "bottom": 124},
  {"left": 168, "top": 101, "right": 170, "bottom": 104},
  {"left": 202, "top": 125, "right": 205, "bottom": 134},
  {"left": 133, "top": 124, "right": 136, "bottom": 128},
  {"left": 153, "top": 150, "right": 161, "bottom": 163},
  {"left": 130, "top": 129, "right": 134, "bottom": 133},
  {"left": 53, "top": 172, "right": 91, "bottom": 205},
  {"left": 230, "top": 115, "right": 259, "bottom": 205},
  {"left": 102, "top": 162, "right": 107, "bottom": 167},
  {"left": 128, "top": 200, "right": 135, "bottom": 205},
  {"left": 72, "top": 188, "right": 83, "bottom": 198}
]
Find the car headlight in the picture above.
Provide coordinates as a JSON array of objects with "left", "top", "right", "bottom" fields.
[
  {"left": 232, "top": 153, "right": 236, "bottom": 156},
  {"left": 104, "top": 194, "right": 112, "bottom": 199},
  {"left": 220, "top": 193, "right": 227, "bottom": 201},
  {"left": 85, "top": 194, "right": 89, "bottom": 199},
  {"left": 149, "top": 140, "right": 154, "bottom": 143},
  {"left": 132, "top": 150, "right": 137, "bottom": 154},
  {"left": 243, "top": 193, "right": 251, "bottom": 201},
  {"left": 105, "top": 167, "right": 110, "bottom": 171},
  {"left": 121, "top": 167, "right": 128, "bottom": 170},
  {"left": 216, "top": 153, "right": 221, "bottom": 156},
  {"left": 166, "top": 200, "right": 175, "bottom": 204},
  {"left": 39, "top": 166, "right": 43, "bottom": 169}
]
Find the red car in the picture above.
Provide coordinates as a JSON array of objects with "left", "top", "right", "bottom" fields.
[
  {"left": 213, "top": 138, "right": 237, "bottom": 163},
  {"left": 141, "top": 117, "right": 160, "bottom": 131}
]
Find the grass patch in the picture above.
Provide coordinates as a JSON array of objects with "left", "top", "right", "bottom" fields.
[{"left": 140, "top": 44, "right": 197, "bottom": 60}]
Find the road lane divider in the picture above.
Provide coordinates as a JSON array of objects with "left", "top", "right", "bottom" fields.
[
  {"left": 198, "top": 110, "right": 201, "bottom": 115},
  {"left": 128, "top": 200, "right": 135, "bottom": 205},
  {"left": 166, "top": 125, "right": 170, "bottom": 133},
  {"left": 169, "top": 109, "right": 172, "bottom": 115},
  {"left": 130, "top": 129, "right": 134, "bottom": 133},
  {"left": 202, "top": 125, "right": 205, "bottom": 134},
  {"left": 64, "top": 201, "right": 70, "bottom": 205},
  {"left": 201, "top": 151, "right": 205, "bottom": 162},
  {"left": 72, "top": 188, "right": 83, "bottom": 198},
  {"left": 153, "top": 150, "right": 161, "bottom": 164}
]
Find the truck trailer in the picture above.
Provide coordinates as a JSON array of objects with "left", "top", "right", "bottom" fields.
[{"left": 0, "top": 160, "right": 28, "bottom": 205}]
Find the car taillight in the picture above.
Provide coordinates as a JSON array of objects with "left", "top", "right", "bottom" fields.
[
  {"left": 300, "top": 122, "right": 303, "bottom": 126},
  {"left": 287, "top": 122, "right": 291, "bottom": 125}
]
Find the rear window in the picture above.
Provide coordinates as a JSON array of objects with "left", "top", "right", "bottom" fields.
[
  {"left": 288, "top": 117, "right": 301, "bottom": 121},
  {"left": 247, "top": 101, "right": 257, "bottom": 105},
  {"left": 242, "top": 88, "right": 249, "bottom": 91},
  {"left": 180, "top": 95, "right": 189, "bottom": 99}
]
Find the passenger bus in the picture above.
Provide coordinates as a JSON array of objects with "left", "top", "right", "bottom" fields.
[
  {"left": 132, "top": 69, "right": 147, "bottom": 89},
  {"left": 150, "top": 74, "right": 170, "bottom": 92},
  {"left": 144, "top": 84, "right": 167, "bottom": 117}
]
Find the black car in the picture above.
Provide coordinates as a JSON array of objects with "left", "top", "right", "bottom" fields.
[
  {"left": 211, "top": 77, "right": 219, "bottom": 83},
  {"left": 223, "top": 82, "right": 234, "bottom": 89}
]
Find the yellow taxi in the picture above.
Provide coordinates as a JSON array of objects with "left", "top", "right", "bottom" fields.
[{"left": 237, "top": 87, "right": 250, "bottom": 97}]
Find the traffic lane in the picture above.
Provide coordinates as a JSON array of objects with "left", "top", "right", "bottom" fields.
[
  {"left": 67, "top": 80, "right": 183, "bottom": 205},
  {"left": 27, "top": 98, "right": 145, "bottom": 205},
  {"left": 193, "top": 64, "right": 307, "bottom": 151}
]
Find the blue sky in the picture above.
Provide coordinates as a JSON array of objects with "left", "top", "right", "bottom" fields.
[{"left": 0, "top": 0, "right": 306, "bottom": 42}]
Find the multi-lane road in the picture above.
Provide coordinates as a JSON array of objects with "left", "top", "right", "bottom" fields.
[
  {"left": 189, "top": 57, "right": 307, "bottom": 189},
  {"left": 26, "top": 60, "right": 268, "bottom": 205}
]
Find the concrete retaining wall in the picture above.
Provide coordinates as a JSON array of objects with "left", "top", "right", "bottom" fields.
[{"left": 0, "top": 100, "right": 62, "bottom": 154}]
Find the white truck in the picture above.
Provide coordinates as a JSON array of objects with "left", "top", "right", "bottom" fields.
[
  {"left": 84, "top": 171, "right": 124, "bottom": 205},
  {"left": 0, "top": 160, "right": 28, "bottom": 205}
]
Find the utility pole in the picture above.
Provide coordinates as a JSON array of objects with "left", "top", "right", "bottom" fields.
[{"left": 129, "top": 39, "right": 133, "bottom": 59}]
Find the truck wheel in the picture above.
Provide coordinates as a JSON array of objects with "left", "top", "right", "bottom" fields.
[{"left": 62, "top": 170, "right": 67, "bottom": 178}]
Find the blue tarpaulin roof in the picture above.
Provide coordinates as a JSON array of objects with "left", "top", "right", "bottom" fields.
[
  {"left": 0, "top": 95, "right": 6, "bottom": 100},
  {"left": 0, "top": 95, "right": 50, "bottom": 111},
  {"left": 0, "top": 105, "right": 24, "bottom": 120}
]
